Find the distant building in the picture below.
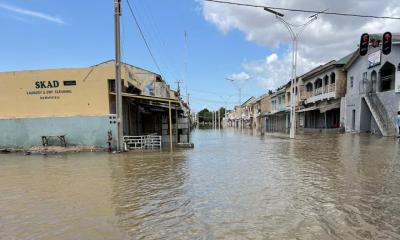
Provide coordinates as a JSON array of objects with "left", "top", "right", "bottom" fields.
[
  {"left": 266, "top": 87, "right": 289, "bottom": 133},
  {"left": 297, "top": 54, "right": 350, "bottom": 131},
  {"left": 241, "top": 97, "right": 256, "bottom": 128},
  {"left": 252, "top": 93, "right": 271, "bottom": 132},
  {"left": 344, "top": 34, "right": 400, "bottom": 136},
  {"left": 0, "top": 60, "right": 190, "bottom": 149}
]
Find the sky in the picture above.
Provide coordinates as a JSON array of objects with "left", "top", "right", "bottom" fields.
[{"left": 0, "top": 0, "right": 399, "bottom": 111}]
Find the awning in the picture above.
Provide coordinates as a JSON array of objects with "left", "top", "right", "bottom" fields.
[
  {"left": 296, "top": 106, "right": 318, "bottom": 113},
  {"left": 319, "top": 102, "right": 340, "bottom": 113},
  {"left": 110, "top": 92, "right": 182, "bottom": 110}
]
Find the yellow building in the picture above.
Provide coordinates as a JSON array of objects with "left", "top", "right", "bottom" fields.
[{"left": 0, "top": 60, "right": 189, "bottom": 149}]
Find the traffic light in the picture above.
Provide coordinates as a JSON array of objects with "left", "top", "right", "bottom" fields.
[
  {"left": 359, "top": 33, "right": 369, "bottom": 56},
  {"left": 382, "top": 32, "right": 392, "bottom": 55}
]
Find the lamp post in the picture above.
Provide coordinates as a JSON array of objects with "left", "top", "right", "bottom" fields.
[
  {"left": 219, "top": 95, "right": 233, "bottom": 128},
  {"left": 226, "top": 77, "right": 252, "bottom": 130},
  {"left": 263, "top": 7, "right": 320, "bottom": 139}
]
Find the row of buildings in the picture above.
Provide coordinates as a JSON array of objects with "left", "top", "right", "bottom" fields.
[
  {"left": 0, "top": 60, "right": 191, "bottom": 149},
  {"left": 227, "top": 33, "right": 400, "bottom": 137}
]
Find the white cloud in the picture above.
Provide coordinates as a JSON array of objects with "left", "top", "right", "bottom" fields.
[
  {"left": 0, "top": 2, "right": 65, "bottom": 24},
  {"left": 266, "top": 53, "right": 278, "bottom": 64},
  {"left": 200, "top": 0, "right": 400, "bottom": 90},
  {"left": 243, "top": 52, "right": 320, "bottom": 91},
  {"left": 228, "top": 71, "right": 251, "bottom": 81}
]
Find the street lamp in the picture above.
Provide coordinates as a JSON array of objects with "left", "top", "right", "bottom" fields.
[
  {"left": 263, "top": 7, "right": 320, "bottom": 139},
  {"left": 226, "top": 77, "right": 252, "bottom": 129},
  {"left": 219, "top": 94, "right": 233, "bottom": 122}
]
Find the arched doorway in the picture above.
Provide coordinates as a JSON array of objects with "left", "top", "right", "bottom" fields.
[
  {"left": 323, "top": 75, "right": 329, "bottom": 93},
  {"left": 305, "top": 82, "right": 313, "bottom": 98},
  {"left": 330, "top": 72, "right": 336, "bottom": 92},
  {"left": 314, "top": 78, "right": 323, "bottom": 95},
  {"left": 379, "top": 62, "right": 395, "bottom": 92}
]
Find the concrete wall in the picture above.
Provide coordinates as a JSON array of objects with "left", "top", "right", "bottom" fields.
[
  {"left": 345, "top": 44, "right": 400, "bottom": 133},
  {"left": 260, "top": 95, "right": 271, "bottom": 113},
  {"left": 335, "top": 68, "right": 347, "bottom": 98},
  {"left": 0, "top": 115, "right": 117, "bottom": 148}
]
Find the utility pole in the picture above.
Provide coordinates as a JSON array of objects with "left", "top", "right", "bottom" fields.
[
  {"left": 218, "top": 109, "right": 221, "bottom": 130},
  {"left": 175, "top": 80, "right": 184, "bottom": 96},
  {"left": 211, "top": 111, "right": 213, "bottom": 128},
  {"left": 187, "top": 93, "right": 191, "bottom": 143},
  {"left": 214, "top": 111, "right": 217, "bottom": 129},
  {"left": 114, "top": 0, "right": 123, "bottom": 152},
  {"left": 220, "top": 95, "right": 233, "bottom": 128}
]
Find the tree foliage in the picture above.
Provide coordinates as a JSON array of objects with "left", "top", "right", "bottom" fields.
[{"left": 198, "top": 107, "right": 226, "bottom": 123}]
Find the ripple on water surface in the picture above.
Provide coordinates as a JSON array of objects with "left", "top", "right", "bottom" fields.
[{"left": 1, "top": 129, "right": 400, "bottom": 239}]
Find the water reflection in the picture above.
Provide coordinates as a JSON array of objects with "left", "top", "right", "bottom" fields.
[{"left": 0, "top": 129, "right": 400, "bottom": 239}]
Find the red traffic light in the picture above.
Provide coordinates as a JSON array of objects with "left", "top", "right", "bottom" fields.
[
  {"left": 359, "top": 33, "right": 369, "bottom": 56},
  {"left": 382, "top": 32, "right": 392, "bottom": 55}
]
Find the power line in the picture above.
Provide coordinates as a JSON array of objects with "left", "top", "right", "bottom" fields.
[
  {"left": 132, "top": 0, "right": 182, "bottom": 82},
  {"left": 203, "top": 0, "right": 400, "bottom": 20},
  {"left": 126, "top": 0, "right": 166, "bottom": 80},
  {"left": 190, "top": 97, "right": 237, "bottom": 104}
]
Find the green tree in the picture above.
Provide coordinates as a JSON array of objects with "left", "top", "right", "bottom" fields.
[{"left": 198, "top": 108, "right": 212, "bottom": 123}]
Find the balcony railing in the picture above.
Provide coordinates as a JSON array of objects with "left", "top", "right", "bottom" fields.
[
  {"left": 303, "top": 91, "right": 313, "bottom": 99},
  {"left": 315, "top": 87, "right": 322, "bottom": 95},
  {"left": 329, "top": 84, "right": 336, "bottom": 92},
  {"left": 303, "top": 84, "right": 336, "bottom": 100}
]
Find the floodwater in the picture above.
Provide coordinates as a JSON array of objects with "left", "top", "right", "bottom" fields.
[{"left": 1, "top": 129, "right": 400, "bottom": 240}]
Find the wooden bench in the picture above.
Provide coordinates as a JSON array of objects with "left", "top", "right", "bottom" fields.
[{"left": 41, "top": 135, "right": 67, "bottom": 147}]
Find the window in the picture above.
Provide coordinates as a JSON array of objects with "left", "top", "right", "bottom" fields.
[
  {"left": 324, "top": 75, "right": 329, "bottom": 85},
  {"left": 362, "top": 72, "right": 367, "bottom": 81},
  {"left": 380, "top": 62, "right": 396, "bottom": 92},
  {"left": 108, "top": 79, "right": 116, "bottom": 92},
  {"left": 350, "top": 76, "right": 354, "bottom": 88},
  {"left": 330, "top": 72, "right": 336, "bottom": 84},
  {"left": 306, "top": 83, "right": 313, "bottom": 92}
]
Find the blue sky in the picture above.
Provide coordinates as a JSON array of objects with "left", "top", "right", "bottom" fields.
[
  {"left": 1, "top": 0, "right": 398, "bottom": 111},
  {"left": 0, "top": 0, "right": 280, "bottom": 111}
]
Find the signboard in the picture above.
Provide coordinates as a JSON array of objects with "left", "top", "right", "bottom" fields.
[
  {"left": 368, "top": 50, "right": 381, "bottom": 68},
  {"left": 26, "top": 80, "right": 75, "bottom": 100}
]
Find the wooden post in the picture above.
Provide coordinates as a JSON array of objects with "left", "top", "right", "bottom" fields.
[
  {"left": 175, "top": 109, "right": 179, "bottom": 143},
  {"left": 169, "top": 101, "right": 173, "bottom": 151}
]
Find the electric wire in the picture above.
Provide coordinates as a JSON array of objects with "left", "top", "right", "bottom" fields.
[
  {"left": 131, "top": 1, "right": 179, "bottom": 82},
  {"left": 126, "top": 0, "right": 166, "bottom": 81},
  {"left": 203, "top": 0, "right": 400, "bottom": 20},
  {"left": 138, "top": 1, "right": 184, "bottom": 81}
]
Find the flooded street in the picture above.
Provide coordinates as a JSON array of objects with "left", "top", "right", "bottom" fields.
[{"left": 1, "top": 129, "right": 400, "bottom": 240}]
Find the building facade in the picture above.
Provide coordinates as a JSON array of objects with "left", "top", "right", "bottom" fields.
[
  {"left": 252, "top": 93, "right": 271, "bottom": 132},
  {"left": 0, "top": 60, "right": 190, "bottom": 149},
  {"left": 297, "top": 55, "right": 350, "bottom": 131},
  {"left": 266, "top": 87, "right": 289, "bottom": 133},
  {"left": 344, "top": 34, "right": 400, "bottom": 136}
]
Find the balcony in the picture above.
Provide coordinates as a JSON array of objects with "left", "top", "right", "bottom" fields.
[{"left": 304, "top": 84, "right": 336, "bottom": 104}]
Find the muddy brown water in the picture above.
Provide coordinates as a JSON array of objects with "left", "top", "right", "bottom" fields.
[{"left": 1, "top": 129, "right": 400, "bottom": 240}]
